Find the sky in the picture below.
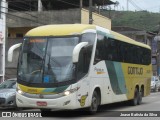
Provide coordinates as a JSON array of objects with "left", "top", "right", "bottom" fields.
[{"left": 111, "top": 0, "right": 160, "bottom": 13}]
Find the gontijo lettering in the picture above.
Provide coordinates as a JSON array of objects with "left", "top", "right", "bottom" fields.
[{"left": 128, "top": 67, "right": 143, "bottom": 75}]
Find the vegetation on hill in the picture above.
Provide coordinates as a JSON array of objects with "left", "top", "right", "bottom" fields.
[{"left": 100, "top": 10, "right": 160, "bottom": 31}]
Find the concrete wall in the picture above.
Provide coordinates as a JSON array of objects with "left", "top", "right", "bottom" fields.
[
  {"left": 8, "top": 27, "right": 34, "bottom": 38},
  {"left": 7, "top": 9, "right": 81, "bottom": 27},
  {"left": 5, "top": 38, "right": 21, "bottom": 79},
  {"left": 81, "top": 9, "right": 111, "bottom": 30},
  {"left": 5, "top": 38, "right": 22, "bottom": 68}
]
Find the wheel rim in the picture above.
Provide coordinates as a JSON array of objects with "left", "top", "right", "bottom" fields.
[
  {"left": 138, "top": 91, "right": 142, "bottom": 105},
  {"left": 91, "top": 94, "right": 98, "bottom": 111},
  {"left": 134, "top": 89, "right": 138, "bottom": 105}
]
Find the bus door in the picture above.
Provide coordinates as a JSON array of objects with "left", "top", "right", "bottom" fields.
[
  {"left": 76, "top": 45, "right": 92, "bottom": 108},
  {"left": 91, "top": 34, "right": 112, "bottom": 104}
]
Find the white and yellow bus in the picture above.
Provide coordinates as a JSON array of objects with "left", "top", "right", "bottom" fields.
[{"left": 8, "top": 24, "right": 152, "bottom": 113}]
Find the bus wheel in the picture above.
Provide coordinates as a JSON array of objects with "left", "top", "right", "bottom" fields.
[
  {"left": 130, "top": 88, "right": 138, "bottom": 106},
  {"left": 137, "top": 90, "right": 142, "bottom": 105},
  {"left": 88, "top": 91, "right": 99, "bottom": 114},
  {"left": 153, "top": 85, "right": 157, "bottom": 92}
]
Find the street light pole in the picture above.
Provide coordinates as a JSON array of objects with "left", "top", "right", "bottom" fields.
[
  {"left": 89, "top": 0, "right": 93, "bottom": 24},
  {"left": 154, "top": 35, "right": 160, "bottom": 76}
]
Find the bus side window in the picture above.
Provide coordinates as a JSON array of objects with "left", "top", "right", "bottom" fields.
[
  {"left": 77, "top": 46, "right": 92, "bottom": 79},
  {"left": 94, "top": 34, "right": 104, "bottom": 64},
  {"left": 77, "top": 33, "right": 95, "bottom": 80}
]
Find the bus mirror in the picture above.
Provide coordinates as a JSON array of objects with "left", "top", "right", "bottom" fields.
[
  {"left": 72, "top": 42, "right": 88, "bottom": 63},
  {"left": 8, "top": 43, "right": 22, "bottom": 62}
]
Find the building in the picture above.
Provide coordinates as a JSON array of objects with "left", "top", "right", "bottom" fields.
[{"left": 5, "top": 0, "right": 115, "bottom": 78}]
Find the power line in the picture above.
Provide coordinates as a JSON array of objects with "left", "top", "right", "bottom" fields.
[
  {"left": 9, "top": 2, "right": 35, "bottom": 11},
  {"left": 0, "top": 10, "right": 46, "bottom": 25},
  {"left": 128, "top": 0, "right": 143, "bottom": 11},
  {"left": 1, "top": 1, "right": 39, "bottom": 19},
  {"left": 8, "top": 0, "right": 38, "bottom": 10},
  {"left": 0, "top": 5, "right": 37, "bottom": 19},
  {"left": 8, "top": 0, "right": 79, "bottom": 9},
  {"left": 56, "top": 0, "right": 79, "bottom": 7},
  {"left": 1, "top": 0, "right": 80, "bottom": 24}
]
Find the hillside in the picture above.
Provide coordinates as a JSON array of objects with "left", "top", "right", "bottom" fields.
[{"left": 100, "top": 10, "right": 160, "bottom": 31}]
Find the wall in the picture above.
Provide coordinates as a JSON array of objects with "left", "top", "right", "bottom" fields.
[
  {"left": 7, "top": 9, "right": 81, "bottom": 27},
  {"left": 5, "top": 38, "right": 21, "bottom": 79},
  {"left": 8, "top": 27, "right": 33, "bottom": 38}
]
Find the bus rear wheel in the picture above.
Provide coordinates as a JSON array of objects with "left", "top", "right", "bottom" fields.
[
  {"left": 137, "top": 90, "right": 142, "bottom": 105},
  {"left": 130, "top": 88, "right": 139, "bottom": 106}
]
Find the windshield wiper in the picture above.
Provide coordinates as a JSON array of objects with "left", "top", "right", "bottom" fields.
[
  {"left": 26, "top": 55, "right": 45, "bottom": 85},
  {"left": 46, "top": 54, "right": 58, "bottom": 84}
]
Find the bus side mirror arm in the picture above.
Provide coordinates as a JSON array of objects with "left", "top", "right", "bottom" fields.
[
  {"left": 72, "top": 42, "right": 88, "bottom": 63},
  {"left": 8, "top": 43, "right": 22, "bottom": 62}
]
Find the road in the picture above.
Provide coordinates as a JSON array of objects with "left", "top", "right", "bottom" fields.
[{"left": 0, "top": 92, "right": 160, "bottom": 120}]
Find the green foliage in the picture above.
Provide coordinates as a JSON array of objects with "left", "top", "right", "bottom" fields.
[{"left": 101, "top": 10, "right": 160, "bottom": 31}]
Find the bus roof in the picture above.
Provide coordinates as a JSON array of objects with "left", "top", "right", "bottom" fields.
[
  {"left": 25, "top": 24, "right": 96, "bottom": 36},
  {"left": 25, "top": 24, "right": 150, "bottom": 49},
  {"left": 110, "top": 30, "right": 151, "bottom": 49}
]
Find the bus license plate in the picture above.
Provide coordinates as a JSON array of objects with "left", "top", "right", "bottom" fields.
[{"left": 37, "top": 101, "right": 47, "bottom": 106}]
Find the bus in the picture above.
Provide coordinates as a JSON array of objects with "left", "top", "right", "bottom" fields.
[{"left": 8, "top": 24, "right": 152, "bottom": 113}]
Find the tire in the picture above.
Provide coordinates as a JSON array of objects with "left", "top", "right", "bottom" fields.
[
  {"left": 88, "top": 91, "right": 99, "bottom": 114},
  {"left": 158, "top": 88, "right": 160, "bottom": 92},
  {"left": 130, "top": 88, "right": 138, "bottom": 106},
  {"left": 137, "top": 91, "right": 142, "bottom": 105},
  {"left": 153, "top": 86, "right": 157, "bottom": 92}
]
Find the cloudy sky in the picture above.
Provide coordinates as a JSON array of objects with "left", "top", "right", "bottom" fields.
[{"left": 111, "top": 0, "right": 160, "bottom": 13}]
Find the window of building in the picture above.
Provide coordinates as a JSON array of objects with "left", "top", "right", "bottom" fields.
[{"left": 8, "top": 33, "right": 11, "bottom": 38}]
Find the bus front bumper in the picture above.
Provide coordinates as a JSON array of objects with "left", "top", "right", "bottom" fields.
[{"left": 16, "top": 92, "right": 77, "bottom": 110}]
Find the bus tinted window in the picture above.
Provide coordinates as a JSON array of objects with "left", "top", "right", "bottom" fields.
[
  {"left": 94, "top": 33, "right": 151, "bottom": 65},
  {"left": 77, "top": 33, "right": 95, "bottom": 80}
]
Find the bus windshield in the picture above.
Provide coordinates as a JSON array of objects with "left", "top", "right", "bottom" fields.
[{"left": 18, "top": 36, "right": 79, "bottom": 86}]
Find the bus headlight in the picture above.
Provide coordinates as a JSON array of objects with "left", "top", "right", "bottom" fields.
[
  {"left": 63, "top": 87, "right": 80, "bottom": 96},
  {"left": 64, "top": 91, "right": 70, "bottom": 96},
  {"left": 16, "top": 85, "right": 24, "bottom": 95},
  {"left": 17, "top": 89, "right": 24, "bottom": 94}
]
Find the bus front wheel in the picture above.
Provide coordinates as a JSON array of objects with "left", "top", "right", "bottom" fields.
[{"left": 88, "top": 91, "right": 99, "bottom": 114}]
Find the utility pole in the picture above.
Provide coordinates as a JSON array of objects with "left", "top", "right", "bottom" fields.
[
  {"left": 154, "top": 22, "right": 160, "bottom": 76},
  {"left": 38, "top": 0, "right": 43, "bottom": 12},
  {"left": 127, "top": 0, "right": 129, "bottom": 11},
  {"left": 80, "top": 0, "right": 83, "bottom": 10},
  {"left": 89, "top": 0, "right": 93, "bottom": 24},
  {"left": 0, "top": 0, "right": 7, "bottom": 83}
]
